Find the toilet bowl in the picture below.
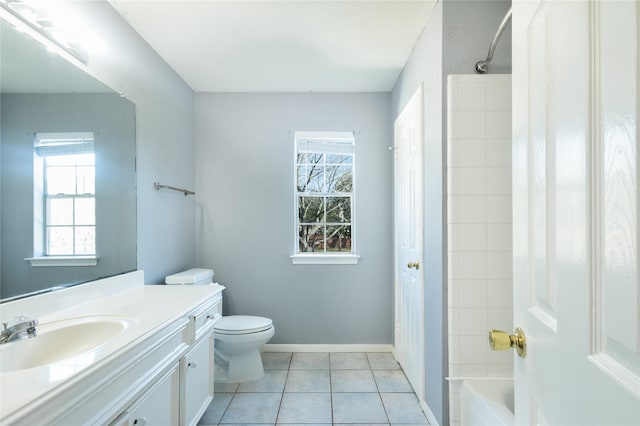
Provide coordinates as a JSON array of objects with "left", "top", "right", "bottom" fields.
[
  {"left": 164, "top": 269, "right": 275, "bottom": 383},
  {"left": 214, "top": 315, "right": 275, "bottom": 383}
]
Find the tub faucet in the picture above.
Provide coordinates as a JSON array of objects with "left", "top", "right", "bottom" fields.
[{"left": 1, "top": 315, "right": 38, "bottom": 344}]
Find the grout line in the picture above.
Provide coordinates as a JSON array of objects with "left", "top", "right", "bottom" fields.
[
  {"left": 215, "top": 384, "right": 237, "bottom": 425},
  {"left": 369, "top": 354, "right": 391, "bottom": 424},
  {"left": 272, "top": 352, "right": 292, "bottom": 424},
  {"left": 286, "top": 351, "right": 293, "bottom": 370},
  {"left": 328, "top": 352, "right": 334, "bottom": 424},
  {"left": 274, "top": 365, "right": 288, "bottom": 424}
]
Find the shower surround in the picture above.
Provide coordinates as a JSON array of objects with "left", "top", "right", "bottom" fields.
[{"left": 446, "top": 74, "right": 513, "bottom": 425}]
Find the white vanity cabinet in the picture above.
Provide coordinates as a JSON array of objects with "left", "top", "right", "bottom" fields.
[
  {"left": 0, "top": 274, "right": 224, "bottom": 426},
  {"left": 34, "top": 317, "right": 190, "bottom": 426},
  {"left": 106, "top": 294, "right": 221, "bottom": 426}
]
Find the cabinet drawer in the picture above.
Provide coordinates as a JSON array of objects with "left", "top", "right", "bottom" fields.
[
  {"left": 110, "top": 364, "right": 180, "bottom": 426},
  {"left": 190, "top": 296, "right": 221, "bottom": 341},
  {"left": 182, "top": 335, "right": 214, "bottom": 426}
]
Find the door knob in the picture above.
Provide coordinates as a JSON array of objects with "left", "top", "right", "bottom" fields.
[
  {"left": 489, "top": 327, "right": 526, "bottom": 358},
  {"left": 407, "top": 261, "right": 420, "bottom": 269}
]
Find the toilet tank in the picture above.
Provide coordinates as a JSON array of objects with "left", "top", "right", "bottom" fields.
[{"left": 165, "top": 268, "right": 214, "bottom": 285}]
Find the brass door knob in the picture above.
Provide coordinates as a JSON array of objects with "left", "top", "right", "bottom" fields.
[
  {"left": 489, "top": 327, "right": 526, "bottom": 358},
  {"left": 407, "top": 261, "right": 420, "bottom": 269}
]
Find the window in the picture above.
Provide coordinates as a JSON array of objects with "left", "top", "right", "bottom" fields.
[
  {"left": 293, "top": 131, "right": 358, "bottom": 264},
  {"left": 32, "top": 132, "right": 96, "bottom": 260}
]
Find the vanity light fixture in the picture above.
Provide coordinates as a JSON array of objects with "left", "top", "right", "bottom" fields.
[{"left": 0, "top": 0, "right": 88, "bottom": 65}]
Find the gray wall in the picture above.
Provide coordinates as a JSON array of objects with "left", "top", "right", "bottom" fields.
[
  {"left": 390, "top": 1, "right": 511, "bottom": 424},
  {"left": 194, "top": 93, "right": 393, "bottom": 344},
  {"left": 1, "top": 93, "right": 136, "bottom": 297},
  {"left": 63, "top": 1, "right": 196, "bottom": 285}
]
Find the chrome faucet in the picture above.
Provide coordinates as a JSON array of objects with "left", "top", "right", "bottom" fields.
[{"left": 1, "top": 315, "right": 39, "bottom": 344}]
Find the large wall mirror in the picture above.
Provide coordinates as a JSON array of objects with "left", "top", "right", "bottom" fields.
[{"left": 0, "top": 17, "right": 137, "bottom": 300}]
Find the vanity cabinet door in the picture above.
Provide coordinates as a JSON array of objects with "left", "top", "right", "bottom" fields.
[
  {"left": 111, "top": 364, "right": 180, "bottom": 426},
  {"left": 182, "top": 334, "right": 214, "bottom": 426}
]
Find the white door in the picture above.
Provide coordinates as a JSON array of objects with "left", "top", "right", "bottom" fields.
[
  {"left": 512, "top": 0, "right": 640, "bottom": 424},
  {"left": 394, "top": 85, "right": 425, "bottom": 401}
]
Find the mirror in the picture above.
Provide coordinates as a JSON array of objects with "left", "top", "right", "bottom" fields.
[{"left": 0, "top": 18, "right": 137, "bottom": 300}]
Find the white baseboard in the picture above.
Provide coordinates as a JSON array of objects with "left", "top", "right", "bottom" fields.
[
  {"left": 420, "top": 400, "right": 440, "bottom": 426},
  {"left": 262, "top": 343, "right": 394, "bottom": 353}
]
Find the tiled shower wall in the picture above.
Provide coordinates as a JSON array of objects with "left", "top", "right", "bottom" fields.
[{"left": 446, "top": 74, "right": 513, "bottom": 425}]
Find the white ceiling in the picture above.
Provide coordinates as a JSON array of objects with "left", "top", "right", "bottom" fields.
[{"left": 108, "top": 0, "right": 436, "bottom": 92}]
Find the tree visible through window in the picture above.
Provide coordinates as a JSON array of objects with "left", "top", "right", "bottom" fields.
[{"left": 295, "top": 131, "right": 354, "bottom": 255}]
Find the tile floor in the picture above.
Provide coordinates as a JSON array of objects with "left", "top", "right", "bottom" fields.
[{"left": 198, "top": 352, "right": 429, "bottom": 425}]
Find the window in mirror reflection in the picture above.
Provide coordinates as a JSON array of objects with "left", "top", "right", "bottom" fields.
[{"left": 34, "top": 132, "right": 95, "bottom": 256}]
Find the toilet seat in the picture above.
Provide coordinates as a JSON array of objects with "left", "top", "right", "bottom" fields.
[{"left": 214, "top": 315, "right": 273, "bottom": 335}]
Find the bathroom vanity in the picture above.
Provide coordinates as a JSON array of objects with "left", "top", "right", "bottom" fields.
[{"left": 0, "top": 271, "right": 223, "bottom": 426}]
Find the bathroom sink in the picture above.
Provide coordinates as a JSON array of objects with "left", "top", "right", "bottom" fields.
[{"left": 0, "top": 315, "right": 138, "bottom": 372}]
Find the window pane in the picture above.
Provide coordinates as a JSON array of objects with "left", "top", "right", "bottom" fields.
[
  {"left": 326, "top": 196, "right": 351, "bottom": 223},
  {"left": 47, "top": 167, "right": 76, "bottom": 194},
  {"left": 77, "top": 166, "right": 95, "bottom": 194},
  {"left": 298, "top": 224, "right": 324, "bottom": 253},
  {"left": 308, "top": 164, "right": 325, "bottom": 192},
  {"left": 326, "top": 154, "right": 352, "bottom": 165},
  {"left": 47, "top": 198, "right": 73, "bottom": 225},
  {"left": 299, "top": 196, "right": 324, "bottom": 223},
  {"left": 296, "top": 165, "right": 306, "bottom": 192},
  {"left": 326, "top": 166, "right": 352, "bottom": 192},
  {"left": 47, "top": 226, "right": 73, "bottom": 255},
  {"left": 46, "top": 156, "right": 75, "bottom": 166},
  {"left": 75, "top": 226, "right": 96, "bottom": 255},
  {"left": 307, "top": 153, "right": 323, "bottom": 164},
  {"left": 75, "top": 198, "right": 95, "bottom": 225},
  {"left": 297, "top": 165, "right": 324, "bottom": 192},
  {"left": 76, "top": 154, "right": 95, "bottom": 166},
  {"left": 326, "top": 225, "right": 352, "bottom": 252},
  {"left": 297, "top": 153, "right": 306, "bottom": 164}
]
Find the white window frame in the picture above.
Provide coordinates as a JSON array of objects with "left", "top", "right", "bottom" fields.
[
  {"left": 26, "top": 132, "right": 98, "bottom": 267},
  {"left": 291, "top": 131, "right": 359, "bottom": 265}
]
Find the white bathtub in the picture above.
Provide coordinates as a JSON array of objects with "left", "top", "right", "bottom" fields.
[{"left": 460, "top": 379, "right": 514, "bottom": 426}]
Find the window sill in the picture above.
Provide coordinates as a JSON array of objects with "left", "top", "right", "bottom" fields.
[
  {"left": 290, "top": 254, "right": 360, "bottom": 265},
  {"left": 25, "top": 256, "right": 98, "bottom": 267}
]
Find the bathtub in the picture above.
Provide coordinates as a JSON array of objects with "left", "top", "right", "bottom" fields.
[{"left": 460, "top": 379, "right": 514, "bottom": 426}]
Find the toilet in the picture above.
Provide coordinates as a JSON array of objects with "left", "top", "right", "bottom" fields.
[{"left": 165, "top": 268, "right": 275, "bottom": 383}]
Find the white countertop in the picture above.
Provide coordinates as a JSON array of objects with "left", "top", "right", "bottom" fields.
[{"left": 0, "top": 271, "right": 224, "bottom": 420}]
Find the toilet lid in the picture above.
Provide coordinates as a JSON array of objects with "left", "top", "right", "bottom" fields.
[{"left": 215, "top": 315, "right": 273, "bottom": 335}]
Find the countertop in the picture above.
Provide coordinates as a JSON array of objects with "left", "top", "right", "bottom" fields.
[{"left": 0, "top": 271, "right": 224, "bottom": 420}]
